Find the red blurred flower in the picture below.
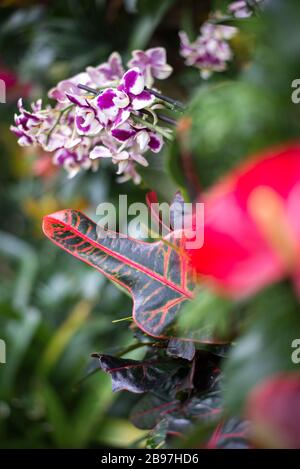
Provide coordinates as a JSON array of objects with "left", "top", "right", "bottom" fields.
[
  {"left": 32, "top": 152, "right": 58, "bottom": 180},
  {"left": 186, "top": 143, "right": 300, "bottom": 298},
  {"left": 246, "top": 373, "right": 300, "bottom": 448},
  {"left": 0, "top": 63, "right": 31, "bottom": 101}
]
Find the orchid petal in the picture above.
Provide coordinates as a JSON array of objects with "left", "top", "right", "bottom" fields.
[
  {"left": 148, "top": 132, "right": 163, "bottom": 153},
  {"left": 96, "top": 89, "right": 117, "bottom": 110},
  {"left": 152, "top": 64, "right": 173, "bottom": 80},
  {"left": 131, "top": 90, "right": 154, "bottom": 110},
  {"left": 121, "top": 67, "right": 145, "bottom": 95},
  {"left": 146, "top": 47, "right": 166, "bottom": 65},
  {"left": 131, "top": 153, "right": 149, "bottom": 167},
  {"left": 111, "top": 109, "right": 131, "bottom": 129},
  {"left": 136, "top": 130, "right": 150, "bottom": 152},
  {"left": 111, "top": 123, "right": 136, "bottom": 142},
  {"left": 113, "top": 151, "right": 130, "bottom": 161},
  {"left": 112, "top": 91, "right": 130, "bottom": 108},
  {"left": 66, "top": 93, "right": 88, "bottom": 107},
  {"left": 90, "top": 145, "right": 113, "bottom": 159}
]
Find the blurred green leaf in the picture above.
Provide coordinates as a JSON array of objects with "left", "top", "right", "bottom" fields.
[
  {"left": 128, "top": 0, "right": 177, "bottom": 51},
  {"left": 224, "top": 282, "right": 300, "bottom": 413},
  {"left": 168, "top": 81, "right": 282, "bottom": 189},
  {"left": 37, "top": 300, "right": 93, "bottom": 378},
  {"left": 0, "top": 307, "right": 41, "bottom": 399},
  {"left": 0, "top": 231, "right": 38, "bottom": 309},
  {"left": 178, "top": 289, "right": 233, "bottom": 343}
]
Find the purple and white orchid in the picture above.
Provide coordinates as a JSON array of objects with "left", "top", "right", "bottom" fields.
[
  {"left": 228, "top": 1, "right": 252, "bottom": 17},
  {"left": 127, "top": 47, "right": 173, "bottom": 87},
  {"left": 75, "top": 106, "right": 103, "bottom": 136},
  {"left": 89, "top": 122, "right": 163, "bottom": 184},
  {"left": 90, "top": 67, "right": 155, "bottom": 129},
  {"left": 48, "top": 72, "right": 92, "bottom": 105},
  {"left": 228, "top": 1, "right": 263, "bottom": 18},
  {"left": 53, "top": 147, "right": 98, "bottom": 179},
  {"left": 179, "top": 23, "right": 237, "bottom": 79},
  {"left": 86, "top": 52, "right": 124, "bottom": 86},
  {"left": 111, "top": 123, "right": 163, "bottom": 154},
  {"left": 11, "top": 48, "right": 174, "bottom": 183}
]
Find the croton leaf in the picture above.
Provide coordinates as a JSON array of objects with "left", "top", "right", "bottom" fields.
[
  {"left": 206, "top": 418, "right": 250, "bottom": 449},
  {"left": 43, "top": 208, "right": 196, "bottom": 340},
  {"left": 130, "top": 350, "right": 223, "bottom": 431},
  {"left": 146, "top": 190, "right": 186, "bottom": 234},
  {"left": 130, "top": 393, "right": 181, "bottom": 430},
  {"left": 167, "top": 338, "right": 196, "bottom": 361},
  {"left": 92, "top": 354, "right": 181, "bottom": 394},
  {"left": 147, "top": 416, "right": 192, "bottom": 449},
  {"left": 146, "top": 418, "right": 170, "bottom": 449}
]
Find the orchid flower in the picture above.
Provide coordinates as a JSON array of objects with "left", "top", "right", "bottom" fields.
[
  {"left": 127, "top": 47, "right": 173, "bottom": 87},
  {"left": 228, "top": 1, "right": 263, "bottom": 18},
  {"left": 11, "top": 48, "right": 176, "bottom": 183},
  {"left": 179, "top": 23, "right": 237, "bottom": 79},
  {"left": 90, "top": 67, "right": 155, "bottom": 129}
]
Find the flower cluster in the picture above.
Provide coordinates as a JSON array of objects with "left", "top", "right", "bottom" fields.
[
  {"left": 228, "top": 1, "right": 253, "bottom": 18},
  {"left": 179, "top": 1, "right": 264, "bottom": 78},
  {"left": 179, "top": 23, "right": 237, "bottom": 79},
  {"left": 11, "top": 49, "right": 173, "bottom": 182},
  {"left": 229, "top": 1, "right": 263, "bottom": 18}
]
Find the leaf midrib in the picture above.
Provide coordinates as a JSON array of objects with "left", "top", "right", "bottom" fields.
[{"left": 53, "top": 216, "right": 193, "bottom": 300}]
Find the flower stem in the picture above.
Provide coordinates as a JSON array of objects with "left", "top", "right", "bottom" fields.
[
  {"left": 112, "top": 316, "right": 132, "bottom": 323},
  {"left": 156, "top": 113, "right": 177, "bottom": 126},
  {"left": 140, "top": 109, "right": 177, "bottom": 126},
  {"left": 209, "top": 15, "right": 236, "bottom": 24},
  {"left": 77, "top": 84, "right": 98, "bottom": 95},
  {"left": 78, "top": 83, "right": 185, "bottom": 113},
  {"left": 132, "top": 114, "right": 173, "bottom": 140},
  {"left": 78, "top": 82, "right": 118, "bottom": 95},
  {"left": 145, "top": 86, "right": 186, "bottom": 111},
  {"left": 46, "top": 105, "right": 73, "bottom": 145}
]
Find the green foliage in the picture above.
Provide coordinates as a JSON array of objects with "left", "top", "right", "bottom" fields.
[{"left": 224, "top": 283, "right": 300, "bottom": 413}]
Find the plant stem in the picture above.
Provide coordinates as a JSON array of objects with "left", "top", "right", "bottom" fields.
[
  {"left": 140, "top": 109, "right": 177, "bottom": 126},
  {"left": 116, "top": 341, "right": 158, "bottom": 357},
  {"left": 112, "top": 316, "right": 133, "bottom": 323},
  {"left": 78, "top": 82, "right": 118, "bottom": 95},
  {"left": 209, "top": 14, "right": 236, "bottom": 24},
  {"left": 77, "top": 84, "right": 98, "bottom": 95},
  {"left": 156, "top": 113, "right": 177, "bottom": 126},
  {"left": 145, "top": 86, "right": 186, "bottom": 111},
  {"left": 78, "top": 83, "right": 186, "bottom": 112},
  {"left": 46, "top": 105, "right": 73, "bottom": 144},
  {"left": 132, "top": 114, "right": 173, "bottom": 140}
]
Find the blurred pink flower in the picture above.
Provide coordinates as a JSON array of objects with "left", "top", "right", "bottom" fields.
[
  {"left": 246, "top": 373, "right": 300, "bottom": 448},
  {"left": 0, "top": 63, "right": 31, "bottom": 101},
  {"left": 185, "top": 143, "right": 300, "bottom": 298}
]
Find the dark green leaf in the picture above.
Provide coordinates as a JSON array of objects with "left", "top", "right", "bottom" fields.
[
  {"left": 167, "top": 338, "right": 195, "bottom": 361},
  {"left": 92, "top": 354, "right": 179, "bottom": 394}
]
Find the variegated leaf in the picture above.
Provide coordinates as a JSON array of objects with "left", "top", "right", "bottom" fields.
[{"left": 43, "top": 209, "right": 195, "bottom": 339}]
